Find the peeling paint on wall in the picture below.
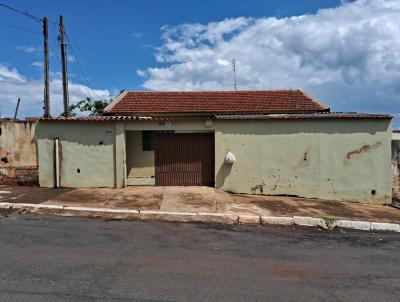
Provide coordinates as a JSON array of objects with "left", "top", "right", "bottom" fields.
[
  {"left": 0, "top": 120, "right": 38, "bottom": 185},
  {"left": 293, "top": 146, "right": 311, "bottom": 170},
  {"left": 344, "top": 141, "right": 383, "bottom": 165}
]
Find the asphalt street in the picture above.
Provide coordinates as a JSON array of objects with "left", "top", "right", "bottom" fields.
[{"left": 0, "top": 212, "right": 399, "bottom": 301}]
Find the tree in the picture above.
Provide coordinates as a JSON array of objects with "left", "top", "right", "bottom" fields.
[{"left": 68, "top": 97, "right": 111, "bottom": 116}]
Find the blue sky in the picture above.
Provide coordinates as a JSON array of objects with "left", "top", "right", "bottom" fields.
[{"left": 1, "top": 0, "right": 400, "bottom": 126}]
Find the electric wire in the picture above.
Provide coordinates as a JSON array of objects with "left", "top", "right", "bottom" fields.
[
  {"left": 65, "top": 33, "right": 123, "bottom": 90},
  {"left": 0, "top": 3, "right": 42, "bottom": 23},
  {"left": 0, "top": 20, "right": 40, "bottom": 34},
  {"left": 64, "top": 32, "right": 105, "bottom": 101}
]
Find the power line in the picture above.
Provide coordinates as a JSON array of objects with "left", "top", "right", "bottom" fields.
[
  {"left": 0, "top": 3, "right": 42, "bottom": 23},
  {"left": 0, "top": 20, "right": 40, "bottom": 34},
  {"left": 64, "top": 34, "right": 105, "bottom": 101},
  {"left": 65, "top": 33, "right": 123, "bottom": 90}
]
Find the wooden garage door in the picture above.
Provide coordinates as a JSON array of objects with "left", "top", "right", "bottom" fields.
[{"left": 155, "top": 133, "right": 214, "bottom": 186}]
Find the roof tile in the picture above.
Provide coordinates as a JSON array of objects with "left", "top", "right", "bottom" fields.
[{"left": 106, "top": 89, "right": 329, "bottom": 114}]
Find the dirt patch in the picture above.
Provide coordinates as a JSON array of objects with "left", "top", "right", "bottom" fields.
[
  {"left": 276, "top": 266, "right": 324, "bottom": 278},
  {"left": 161, "top": 186, "right": 216, "bottom": 212},
  {"left": 231, "top": 193, "right": 400, "bottom": 223},
  {"left": 143, "top": 258, "right": 167, "bottom": 267},
  {"left": 107, "top": 193, "right": 163, "bottom": 210},
  {"left": 177, "top": 192, "right": 212, "bottom": 207}
]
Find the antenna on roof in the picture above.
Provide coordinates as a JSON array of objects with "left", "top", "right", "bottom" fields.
[{"left": 232, "top": 58, "right": 237, "bottom": 91}]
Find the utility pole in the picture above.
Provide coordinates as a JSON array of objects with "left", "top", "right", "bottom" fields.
[
  {"left": 43, "top": 17, "right": 50, "bottom": 117},
  {"left": 13, "top": 98, "right": 20, "bottom": 120},
  {"left": 59, "top": 15, "right": 69, "bottom": 117}
]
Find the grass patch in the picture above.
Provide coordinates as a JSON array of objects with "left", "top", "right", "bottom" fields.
[{"left": 315, "top": 215, "right": 337, "bottom": 227}]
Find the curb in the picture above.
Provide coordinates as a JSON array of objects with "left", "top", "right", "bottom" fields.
[{"left": 0, "top": 202, "right": 399, "bottom": 232}]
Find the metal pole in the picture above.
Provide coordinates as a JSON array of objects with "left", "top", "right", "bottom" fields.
[
  {"left": 232, "top": 58, "right": 237, "bottom": 91},
  {"left": 54, "top": 138, "right": 60, "bottom": 188},
  {"left": 43, "top": 17, "right": 50, "bottom": 117},
  {"left": 59, "top": 15, "right": 69, "bottom": 117},
  {"left": 13, "top": 98, "right": 20, "bottom": 120}
]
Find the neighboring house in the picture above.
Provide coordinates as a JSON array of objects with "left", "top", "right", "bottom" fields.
[
  {"left": 393, "top": 130, "right": 400, "bottom": 140},
  {"left": 37, "top": 89, "right": 392, "bottom": 204},
  {"left": 0, "top": 118, "right": 38, "bottom": 185},
  {"left": 392, "top": 130, "right": 400, "bottom": 203}
]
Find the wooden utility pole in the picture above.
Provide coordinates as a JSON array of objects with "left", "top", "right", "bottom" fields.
[
  {"left": 13, "top": 98, "right": 20, "bottom": 120},
  {"left": 43, "top": 17, "right": 50, "bottom": 117},
  {"left": 59, "top": 15, "right": 69, "bottom": 117}
]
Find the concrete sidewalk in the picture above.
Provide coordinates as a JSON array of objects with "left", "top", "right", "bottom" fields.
[{"left": 0, "top": 185, "right": 399, "bottom": 224}]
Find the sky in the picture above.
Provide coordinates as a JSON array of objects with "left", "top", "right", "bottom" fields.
[{"left": 1, "top": 0, "right": 400, "bottom": 126}]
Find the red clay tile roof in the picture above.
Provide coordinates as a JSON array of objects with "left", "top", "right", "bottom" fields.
[{"left": 105, "top": 90, "right": 329, "bottom": 115}]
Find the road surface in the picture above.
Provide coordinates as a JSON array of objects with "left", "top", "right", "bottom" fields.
[{"left": 0, "top": 212, "right": 399, "bottom": 301}]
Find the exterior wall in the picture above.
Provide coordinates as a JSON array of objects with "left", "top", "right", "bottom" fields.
[
  {"left": 0, "top": 120, "right": 38, "bottom": 185},
  {"left": 37, "top": 121, "right": 116, "bottom": 188},
  {"left": 126, "top": 131, "right": 155, "bottom": 178},
  {"left": 215, "top": 119, "right": 392, "bottom": 204},
  {"left": 37, "top": 118, "right": 392, "bottom": 204},
  {"left": 391, "top": 140, "right": 400, "bottom": 202}
]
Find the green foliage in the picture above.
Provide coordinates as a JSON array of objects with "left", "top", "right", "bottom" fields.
[
  {"left": 68, "top": 97, "right": 111, "bottom": 116},
  {"left": 315, "top": 215, "right": 337, "bottom": 227}
]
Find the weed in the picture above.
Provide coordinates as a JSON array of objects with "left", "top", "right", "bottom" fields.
[{"left": 315, "top": 215, "right": 337, "bottom": 228}]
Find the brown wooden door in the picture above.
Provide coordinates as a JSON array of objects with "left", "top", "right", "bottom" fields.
[{"left": 155, "top": 133, "right": 214, "bottom": 186}]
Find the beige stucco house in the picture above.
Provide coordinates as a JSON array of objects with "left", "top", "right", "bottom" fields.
[{"left": 37, "top": 90, "right": 392, "bottom": 204}]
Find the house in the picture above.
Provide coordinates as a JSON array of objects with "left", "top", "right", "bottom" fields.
[
  {"left": 37, "top": 89, "right": 392, "bottom": 204},
  {"left": 393, "top": 129, "right": 400, "bottom": 140}
]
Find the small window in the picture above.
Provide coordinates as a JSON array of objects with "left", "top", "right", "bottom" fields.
[
  {"left": 142, "top": 131, "right": 155, "bottom": 151},
  {"left": 142, "top": 130, "right": 175, "bottom": 151}
]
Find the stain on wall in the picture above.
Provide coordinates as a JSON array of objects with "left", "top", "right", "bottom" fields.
[
  {"left": 293, "top": 145, "right": 312, "bottom": 170},
  {"left": 0, "top": 120, "right": 38, "bottom": 185},
  {"left": 344, "top": 141, "right": 383, "bottom": 165}
]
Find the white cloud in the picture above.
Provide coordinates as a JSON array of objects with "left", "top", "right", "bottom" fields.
[
  {"left": 67, "top": 55, "right": 75, "bottom": 62},
  {"left": 0, "top": 64, "right": 25, "bottom": 82},
  {"left": 16, "top": 46, "right": 38, "bottom": 53},
  {"left": 136, "top": 69, "right": 147, "bottom": 77},
  {"left": 142, "top": 0, "right": 400, "bottom": 121},
  {"left": 31, "top": 61, "right": 44, "bottom": 68},
  {"left": 217, "top": 59, "right": 230, "bottom": 66},
  {"left": 0, "top": 63, "right": 111, "bottom": 118}
]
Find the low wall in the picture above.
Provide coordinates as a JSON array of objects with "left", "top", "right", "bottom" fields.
[
  {"left": 0, "top": 120, "right": 38, "bottom": 185},
  {"left": 392, "top": 140, "right": 400, "bottom": 203},
  {"left": 37, "top": 121, "right": 118, "bottom": 188}
]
